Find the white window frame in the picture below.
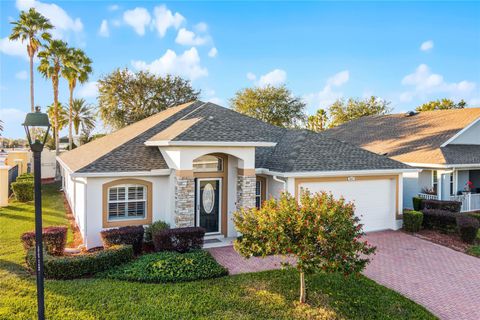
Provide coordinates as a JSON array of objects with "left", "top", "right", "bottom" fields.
[{"left": 107, "top": 184, "right": 147, "bottom": 221}]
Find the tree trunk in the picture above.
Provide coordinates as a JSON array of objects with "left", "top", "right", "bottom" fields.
[
  {"left": 53, "top": 75, "right": 61, "bottom": 181},
  {"left": 29, "top": 54, "right": 34, "bottom": 112},
  {"left": 68, "top": 85, "right": 74, "bottom": 150},
  {"left": 299, "top": 271, "right": 306, "bottom": 303}
]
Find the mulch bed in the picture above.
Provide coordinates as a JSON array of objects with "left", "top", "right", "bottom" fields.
[
  {"left": 410, "top": 229, "right": 472, "bottom": 253},
  {"left": 62, "top": 191, "right": 84, "bottom": 248}
]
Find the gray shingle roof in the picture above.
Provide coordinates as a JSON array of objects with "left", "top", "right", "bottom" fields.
[
  {"left": 72, "top": 101, "right": 410, "bottom": 174},
  {"left": 442, "top": 145, "right": 480, "bottom": 165}
]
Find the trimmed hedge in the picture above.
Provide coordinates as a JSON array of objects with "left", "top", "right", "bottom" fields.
[
  {"left": 26, "top": 245, "right": 134, "bottom": 279},
  {"left": 21, "top": 226, "right": 67, "bottom": 256},
  {"left": 16, "top": 173, "right": 34, "bottom": 182},
  {"left": 456, "top": 215, "right": 480, "bottom": 244},
  {"left": 153, "top": 227, "right": 205, "bottom": 253},
  {"left": 100, "top": 250, "right": 227, "bottom": 283},
  {"left": 422, "top": 209, "right": 457, "bottom": 232},
  {"left": 11, "top": 180, "right": 34, "bottom": 202},
  {"left": 412, "top": 197, "right": 423, "bottom": 211},
  {"left": 468, "top": 212, "right": 480, "bottom": 224},
  {"left": 100, "top": 226, "right": 144, "bottom": 254},
  {"left": 403, "top": 210, "right": 423, "bottom": 232},
  {"left": 422, "top": 199, "right": 461, "bottom": 213},
  {"left": 145, "top": 220, "right": 170, "bottom": 242}
]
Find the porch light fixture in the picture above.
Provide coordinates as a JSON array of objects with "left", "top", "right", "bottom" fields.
[{"left": 22, "top": 106, "right": 50, "bottom": 320}]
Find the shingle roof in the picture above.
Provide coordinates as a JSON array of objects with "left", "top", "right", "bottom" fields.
[
  {"left": 60, "top": 101, "right": 410, "bottom": 174},
  {"left": 442, "top": 145, "right": 480, "bottom": 165},
  {"left": 324, "top": 108, "right": 480, "bottom": 165}
]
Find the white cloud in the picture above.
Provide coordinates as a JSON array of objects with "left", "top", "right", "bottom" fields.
[
  {"left": 123, "top": 7, "right": 151, "bottom": 36},
  {"left": 420, "top": 40, "right": 434, "bottom": 52},
  {"left": 131, "top": 47, "right": 208, "bottom": 81},
  {"left": 0, "top": 37, "right": 28, "bottom": 60},
  {"left": 0, "top": 108, "right": 27, "bottom": 138},
  {"left": 195, "top": 22, "right": 208, "bottom": 33},
  {"left": 249, "top": 69, "right": 287, "bottom": 87},
  {"left": 78, "top": 81, "right": 98, "bottom": 98},
  {"left": 152, "top": 5, "right": 185, "bottom": 37},
  {"left": 400, "top": 64, "right": 476, "bottom": 102},
  {"left": 15, "top": 70, "right": 28, "bottom": 80},
  {"left": 204, "top": 89, "right": 223, "bottom": 105},
  {"left": 175, "top": 28, "right": 209, "bottom": 46},
  {"left": 98, "top": 19, "right": 109, "bottom": 37},
  {"left": 108, "top": 4, "right": 119, "bottom": 11},
  {"left": 246, "top": 72, "right": 256, "bottom": 81},
  {"left": 16, "top": 0, "right": 83, "bottom": 40},
  {"left": 303, "top": 70, "right": 350, "bottom": 112},
  {"left": 208, "top": 47, "right": 218, "bottom": 58}
]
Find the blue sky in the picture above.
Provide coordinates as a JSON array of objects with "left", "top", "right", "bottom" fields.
[{"left": 1, "top": 0, "right": 479, "bottom": 138}]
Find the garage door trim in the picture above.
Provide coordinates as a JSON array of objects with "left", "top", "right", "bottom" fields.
[{"left": 295, "top": 175, "right": 401, "bottom": 220}]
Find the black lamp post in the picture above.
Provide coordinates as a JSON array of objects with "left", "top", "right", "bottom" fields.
[{"left": 22, "top": 106, "right": 50, "bottom": 320}]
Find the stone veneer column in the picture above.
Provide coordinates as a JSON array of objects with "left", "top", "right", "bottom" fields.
[
  {"left": 236, "top": 169, "right": 256, "bottom": 210},
  {"left": 174, "top": 172, "right": 195, "bottom": 227}
]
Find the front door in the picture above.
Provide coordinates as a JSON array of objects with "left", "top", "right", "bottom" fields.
[{"left": 196, "top": 178, "right": 221, "bottom": 234}]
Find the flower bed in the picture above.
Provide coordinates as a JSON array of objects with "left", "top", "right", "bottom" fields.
[{"left": 99, "top": 250, "right": 227, "bottom": 283}]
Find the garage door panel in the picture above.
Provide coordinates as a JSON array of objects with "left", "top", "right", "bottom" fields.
[{"left": 298, "top": 179, "right": 396, "bottom": 231}]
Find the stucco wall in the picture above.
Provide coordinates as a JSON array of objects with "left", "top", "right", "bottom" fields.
[
  {"left": 449, "top": 120, "right": 480, "bottom": 145},
  {"left": 227, "top": 156, "right": 238, "bottom": 237},
  {"left": 402, "top": 171, "right": 419, "bottom": 209},
  {"left": 418, "top": 169, "right": 432, "bottom": 191},
  {"left": 266, "top": 175, "right": 286, "bottom": 200},
  {"left": 84, "top": 176, "right": 171, "bottom": 248}
]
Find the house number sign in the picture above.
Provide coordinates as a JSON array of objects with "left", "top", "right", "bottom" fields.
[{"left": 203, "top": 183, "right": 215, "bottom": 214}]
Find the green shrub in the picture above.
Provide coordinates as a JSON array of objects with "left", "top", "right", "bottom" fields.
[
  {"left": 422, "top": 199, "right": 461, "bottom": 213},
  {"left": 16, "top": 173, "right": 34, "bottom": 182},
  {"left": 153, "top": 227, "right": 205, "bottom": 253},
  {"left": 456, "top": 215, "right": 479, "bottom": 244},
  {"left": 100, "top": 226, "right": 144, "bottom": 254},
  {"left": 11, "top": 180, "right": 34, "bottom": 202},
  {"left": 422, "top": 209, "right": 457, "bottom": 233},
  {"left": 145, "top": 220, "right": 170, "bottom": 242},
  {"left": 468, "top": 212, "right": 480, "bottom": 224},
  {"left": 403, "top": 210, "right": 423, "bottom": 232},
  {"left": 100, "top": 250, "right": 227, "bottom": 283},
  {"left": 21, "top": 226, "right": 67, "bottom": 255},
  {"left": 26, "top": 245, "right": 134, "bottom": 279},
  {"left": 412, "top": 197, "right": 423, "bottom": 211}
]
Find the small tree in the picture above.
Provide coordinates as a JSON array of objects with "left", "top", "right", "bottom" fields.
[
  {"left": 328, "top": 96, "right": 391, "bottom": 127},
  {"left": 306, "top": 108, "right": 329, "bottom": 132},
  {"left": 234, "top": 191, "right": 375, "bottom": 303},
  {"left": 415, "top": 98, "right": 467, "bottom": 112},
  {"left": 231, "top": 85, "right": 306, "bottom": 128}
]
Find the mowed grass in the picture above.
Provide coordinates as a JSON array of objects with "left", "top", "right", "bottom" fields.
[{"left": 0, "top": 183, "right": 437, "bottom": 320}]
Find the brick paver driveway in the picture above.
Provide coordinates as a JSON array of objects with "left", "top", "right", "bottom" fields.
[{"left": 208, "top": 230, "right": 480, "bottom": 320}]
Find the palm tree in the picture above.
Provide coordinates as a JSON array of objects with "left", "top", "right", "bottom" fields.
[
  {"left": 70, "top": 98, "right": 96, "bottom": 141},
  {"left": 9, "top": 8, "right": 53, "bottom": 112},
  {"left": 307, "top": 109, "right": 329, "bottom": 132},
  {"left": 62, "top": 48, "right": 93, "bottom": 149}
]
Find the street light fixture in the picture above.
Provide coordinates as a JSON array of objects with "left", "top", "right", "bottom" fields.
[{"left": 22, "top": 106, "right": 50, "bottom": 320}]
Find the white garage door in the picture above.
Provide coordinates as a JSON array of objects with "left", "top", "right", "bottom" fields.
[{"left": 297, "top": 178, "right": 396, "bottom": 232}]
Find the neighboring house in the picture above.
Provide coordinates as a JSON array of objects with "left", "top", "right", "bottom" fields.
[
  {"left": 324, "top": 108, "right": 480, "bottom": 212},
  {"left": 58, "top": 101, "right": 414, "bottom": 248}
]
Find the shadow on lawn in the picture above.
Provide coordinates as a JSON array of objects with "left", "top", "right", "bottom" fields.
[{"left": 0, "top": 259, "right": 30, "bottom": 277}]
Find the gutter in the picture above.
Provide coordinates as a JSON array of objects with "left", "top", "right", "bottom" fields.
[
  {"left": 272, "top": 175, "right": 286, "bottom": 191},
  {"left": 255, "top": 168, "right": 420, "bottom": 178}
]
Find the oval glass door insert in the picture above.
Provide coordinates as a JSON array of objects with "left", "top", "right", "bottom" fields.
[{"left": 202, "top": 183, "right": 215, "bottom": 214}]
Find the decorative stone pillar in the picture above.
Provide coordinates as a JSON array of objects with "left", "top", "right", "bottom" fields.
[
  {"left": 174, "top": 172, "right": 195, "bottom": 227},
  {"left": 237, "top": 168, "right": 256, "bottom": 210}
]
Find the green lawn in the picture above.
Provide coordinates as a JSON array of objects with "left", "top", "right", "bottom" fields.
[{"left": 0, "top": 183, "right": 436, "bottom": 320}]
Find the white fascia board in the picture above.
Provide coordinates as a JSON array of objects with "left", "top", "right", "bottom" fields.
[
  {"left": 256, "top": 168, "right": 420, "bottom": 178},
  {"left": 145, "top": 140, "right": 277, "bottom": 147},
  {"left": 70, "top": 169, "right": 172, "bottom": 178},
  {"left": 405, "top": 162, "right": 480, "bottom": 169},
  {"left": 440, "top": 117, "right": 480, "bottom": 147},
  {"left": 56, "top": 156, "right": 73, "bottom": 174}
]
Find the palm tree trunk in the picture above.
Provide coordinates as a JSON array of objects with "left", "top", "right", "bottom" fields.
[
  {"left": 299, "top": 271, "right": 306, "bottom": 303},
  {"left": 68, "top": 85, "right": 73, "bottom": 150},
  {"left": 29, "top": 54, "right": 34, "bottom": 112},
  {"left": 53, "top": 75, "right": 61, "bottom": 181}
]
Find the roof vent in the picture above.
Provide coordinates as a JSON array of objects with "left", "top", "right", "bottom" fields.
[{"left": 405, "top": 111, "right": 417, "bottom": 117}]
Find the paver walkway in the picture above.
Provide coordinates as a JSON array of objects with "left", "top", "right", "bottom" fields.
[{"left": 208, "top": 230, "right": 480, "bottom": 320}]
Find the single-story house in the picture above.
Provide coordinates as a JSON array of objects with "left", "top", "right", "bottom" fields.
[
  {"left": 58, "top": 101, "right": 415, "bottom": 248},
  {"left": 324, "top": 108, "right": 480, "bottom": 212}
]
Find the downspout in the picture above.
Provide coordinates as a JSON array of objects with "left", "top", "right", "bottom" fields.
[{"left": 273, "top": 175, "right": 287, "bottom": 192}]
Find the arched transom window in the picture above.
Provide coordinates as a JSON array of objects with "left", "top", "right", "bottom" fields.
[{"left": 193, "top": 154, "right": 223, "bottom": 172}]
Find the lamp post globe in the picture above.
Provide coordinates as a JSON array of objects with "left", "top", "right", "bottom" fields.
[{"left": 22, "top": 106, "right": 50, "bottom": 320}]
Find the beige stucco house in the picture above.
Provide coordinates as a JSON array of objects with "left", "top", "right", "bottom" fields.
[
  {"left": 325, "top": 108, "right": 480, "bottom": 212},
  {"left": 58, "top": 101, "right": 415, "bottom": 248}
]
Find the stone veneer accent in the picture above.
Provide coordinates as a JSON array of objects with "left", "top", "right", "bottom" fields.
[
  {"left": 237, "top": 174, "right": 256, "bottom": 210},
  {"left": 174, "top": 175, "right": 195, "bottom": 227}
]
